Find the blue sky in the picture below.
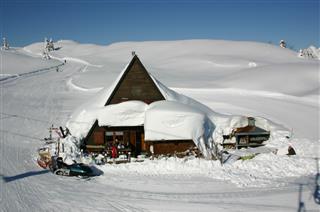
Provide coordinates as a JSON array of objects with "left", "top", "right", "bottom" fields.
[{"left": 1, "top": 0, "right": 319, "bottom": 49}]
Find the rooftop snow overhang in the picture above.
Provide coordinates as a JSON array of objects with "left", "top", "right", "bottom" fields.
[
  {"left": 144, "top": 100, "right": 209, "bottom": 141},
  {"left": 90, "top": 100, "right": 209, "bottom": 142}
]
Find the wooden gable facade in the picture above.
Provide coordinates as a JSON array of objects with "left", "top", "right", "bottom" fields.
[
  {"left": 83, "top": 55, "right": 195, "bottom": 157},
  {"left": 105, "top": 55, "right": 165, "bottom": 105}
]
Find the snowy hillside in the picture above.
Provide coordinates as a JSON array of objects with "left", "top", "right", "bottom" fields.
[
  {"left": 1, "top": 40, "right": 319, "bottom": 211},
  {"left": 25, "top": 40, "right": 318, "bottom": 94},
  {"left": 24, "top": 39, "right": 319, "bottom": 140},
  {"left": 0, "top": 48, "right": 61, "bottom": 81}
]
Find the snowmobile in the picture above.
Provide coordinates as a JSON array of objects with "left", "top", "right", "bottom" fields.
[{"left": 50, "top": 157, "right": 95, "bottom": 177}]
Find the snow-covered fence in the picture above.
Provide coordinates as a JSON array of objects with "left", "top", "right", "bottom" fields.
[{"left": 0, "top": 63, "right": 65, "bottom": 83}]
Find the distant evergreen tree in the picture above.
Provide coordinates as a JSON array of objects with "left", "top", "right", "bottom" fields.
[
  {"left": 44, "top": 37, "right": 55, "bottom": 52},
  {"left": 299, "top": 46, "right": 320, "bottom": 60},
  {"left": 279, "top": 40, "right": 286, "bottom": 48},
  {"left": 2, "top": 37, "right": 9, "bottom": 50}
]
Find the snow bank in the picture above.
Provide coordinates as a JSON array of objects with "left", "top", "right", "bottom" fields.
[
  {"left": 219, "top": 62, "right": 319, "bottom": 96},
  {"left": 98, "top": 153, "right": 316, "bottom": 188}
]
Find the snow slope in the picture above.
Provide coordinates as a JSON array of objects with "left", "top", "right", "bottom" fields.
[
  {"left": 0, "top": 48, "right": 61, "bottom": 81},
  {"left": 25, "top": 40, "right": 318, "bottom": 93},
  {"left": 1, "top": 40, "right": 319, "bottom": 211},
  {"left": 25, "top": 39, "right": 320, "bottom": 139}
]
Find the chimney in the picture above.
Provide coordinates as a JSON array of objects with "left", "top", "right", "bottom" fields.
[{"left": 248, "top": 117, "right": 255, "bottom": 127}]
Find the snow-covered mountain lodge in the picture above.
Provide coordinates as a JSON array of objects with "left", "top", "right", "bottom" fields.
[{"left": 81, "top": 55, "right": 210, "bottom": 157}]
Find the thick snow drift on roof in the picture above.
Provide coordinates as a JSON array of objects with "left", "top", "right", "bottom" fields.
[
  {"left": 67, "top": 56, "right": 219, "bottom": 138},
  {"left": 69, "top": 101, "right": 147, "bottom": 136},
  {"left": 145, "top": 101, "right": 215, "bottom": 158},
  {"left": 68, "top": 98, "right": 216, "bottom": 158},
  {"left": 145, "top": 101, "right": 208, "bottom": 140},
  {"left": 97, "top": 101, "right": 147, "bottom": 127}
]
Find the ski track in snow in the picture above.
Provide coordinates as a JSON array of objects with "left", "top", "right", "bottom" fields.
[{"left": 66, "top": 77, "right": 103, "bottom": 93}]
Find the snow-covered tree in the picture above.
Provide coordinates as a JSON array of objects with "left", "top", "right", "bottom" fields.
[
  {"left": 42, "top": 50, "right": 51, "bottom": 60},
  {"left": 299, "top": 46, "right": 320, "bottom": 60},
  {"left": 279, "top": 40, "right": 286, "bottom": 48},
  {"left": 48, "top": 38, "right": 54, "bottom": 51},
  {"left": 2, "top": 37, "right": 9, "bottom": 50},
  {"left": 44, "top": 37, "right": 55, "bottom": 52}
]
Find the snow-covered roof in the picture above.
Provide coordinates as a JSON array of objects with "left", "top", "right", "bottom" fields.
[
  {"left": 67, "top": 55, "right": 217, "bottom": 158},
  {"left": 66, "top": 55, "right": 284, "bottom": 159},
  {"left": 145, "top": 100, "right": 210, "bottom": 141}
]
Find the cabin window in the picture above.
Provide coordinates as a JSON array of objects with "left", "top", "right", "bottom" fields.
[{"left": 105, "top": 131, "right": 125, "bottom": 147}]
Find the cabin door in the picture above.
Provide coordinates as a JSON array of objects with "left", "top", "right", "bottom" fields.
[
  {"left": 135, "top": 132, "right": 142, "bottom": 156},
  {"left": 93, "top": 131, "right": 104, "bottom": 145}
]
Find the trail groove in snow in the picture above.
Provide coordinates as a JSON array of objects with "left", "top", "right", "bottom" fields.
[
  {"left": 66, "top": 78, "right": 103, "bottom": 93},
  {"left": 55, "top": 56, "right": 103, "bottom": 68}
]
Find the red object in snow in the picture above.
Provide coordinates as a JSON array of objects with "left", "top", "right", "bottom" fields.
[
  {"left": 111, "top": 146, "right": 118, "bottom": 158},
  {"left": 37, "top": 159, "right": 48, "bottom": 169}
]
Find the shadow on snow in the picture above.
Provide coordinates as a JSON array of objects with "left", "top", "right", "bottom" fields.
[{"left": 0, "top": 169, "right": 50, "bottom": 183}]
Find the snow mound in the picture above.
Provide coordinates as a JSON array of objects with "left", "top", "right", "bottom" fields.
[
  {"left": 98, "top": 153, "right": 316, "bottom": 188},
  {"left": 218, "top": 62, "right": 319, "bottom": 96}
]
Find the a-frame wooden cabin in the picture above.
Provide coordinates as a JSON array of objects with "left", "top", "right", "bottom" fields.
[
  {"left": 105, "top": 55, "right": 165, "bottom": 105},
  {"left": 83, "top": 55, "right": 195, "bottom": 157}
]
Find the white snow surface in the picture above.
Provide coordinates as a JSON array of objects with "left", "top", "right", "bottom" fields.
[
  {"left": 0, "top": 48, "right": 61, "bottom": 80},
  {"left": 1, "top": 40, "right": 319, "bottom": 211},
  {"left": 144, "top": 100, "right": 209, "bottom": 141}
]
